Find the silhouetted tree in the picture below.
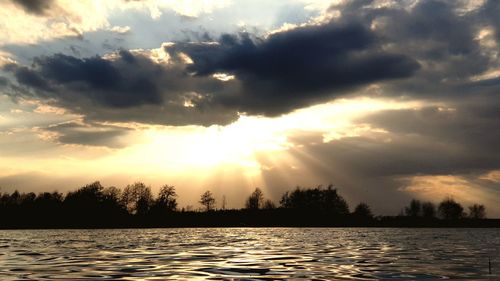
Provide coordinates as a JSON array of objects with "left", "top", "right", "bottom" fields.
[
  {"left": 10, "top": 190, "right": 20, "bottom": 205},
  {"left": 353, "top": 202, "right": 373, "bottom": 219},
  {"left": 64, "top": 181, "right": 105, "bottom": 221},
  {"left": 0, "top": 190, "right": 61, "bottom": 227},
  {"left": 199, "top": 190, "right": 216, "bottom": 211},
  {"left": 438, "top": 198, "right": 464, "bottom": 220},
  {"left": 404, "top": 199, "right": 422, "bottom": 217},
  {"left": 280, "top": 185, "right": 349, "bottom": 215},
  {"left": 20, "top": 192, "right": 36, "bottom": 206},
  {"left": 245, "top": 188, "right": 264, "bottom": 210},
  {"left": 65, "top": 181, "right": 104, "bottom": 205},
  {"left": 1, "top": 181, "right": 496, "bottom": 228},
  {"left": 34, "top": 191, "right": 64, "bottom": 224},
  {"left": 63, "top": 182, "right": 127, "bottom": 225},
  {"left": 155, "top": 185, "right": 178, "bottom": 212},
  {"left": 468, "top": 204, "right": 486, "bottom": 219},
  {"left": 103, "top": 186, "right": 121, "bottom": 204},
  {"left": 36, "top": 191, "right": 63, "bottom": 206},
  {"left": 121, "top": 182, "right": 153, "bottom": 215},
  {"left": 421, "top": 202, "right": 436, "bottom": 218},
  {"left": 262, "top": 199, "right": 276, "bottom": 210}
]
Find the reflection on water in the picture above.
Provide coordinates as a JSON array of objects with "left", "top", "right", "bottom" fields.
[{"left": 0, "top": 228, "right": 498, "bottom": 280}]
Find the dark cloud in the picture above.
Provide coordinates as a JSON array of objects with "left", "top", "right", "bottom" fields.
[
  {"left": 480, "top": 0, "right": 500, "bottom": 41},
  {"left": 333, "top": 0, "right": 495, "bottom": 98},
  {"left": 9, "top": 66, "right": 51, "bottom": 91},
  {"left": 5, "top": 0, "right": 494, "bottom": 125},
  {"left": 7, "top": 0, "right": 496, "bottom": 122},
  {"left": 11, "top": 0, "right": 53, "bottom": 15},
  {"left": 0, "top": 76, "right": 10, "bottom": 87},
  {"left": 45, "top": 122, "right": 131, "bottom": 148},
  {"left": 12, "top": 53, "right": 161, "bottom": 108},
  {"left": 175, "top": 22, "right": 419, "bottom": 115},
  {"left": 1, "top": 0, "right": 498, "bottom": 128},
  {"left": 339, "top": 100, "right": 500, "bottom": 177},
  {"left": 4, "top": 50, "right": 239, "bottom": 126},
  {"left": 3, "top": 18, "right": 420, "bottom": 125},
  {"left": 299, "top": 132, "right": 498, "bottom": 179},
  {"left": 362, "top": 102, "right": 500, "bottom": 168}
]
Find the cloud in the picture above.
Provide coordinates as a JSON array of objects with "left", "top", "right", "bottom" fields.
[
  {"left": 11, "top": 0, "right": 54, "bottom": 15},
  {"left": 332, "top": 0, "right": 498, "bottom": 99},
  {"left": 19, "top": 53, "right": 161, "bottom": 108},
  {"left": 314, "top": 99, "right": 500, "bottom": 180},
  {"left": 399, "top": 173, "right": 500, "bottom": 217},
  {"left": 0, "top": 0, "right": 230, "bottom": 46},
  {"left": 255, "top": 100, "right": 500, "bottom": 215},
  {"left": 3, "top": 49, "right": 239, "bottom": 126},
  {"left": 0, "top": 0, "right": 109, "bottom": 45},
  {"left": 362, "top": 102, "right": 500, "bottom": 164},
  {"left": 6, "top": 0, "right": 498, "bottom": 126},
  {"left": 284, "top": 130, "right": 498, "bottom": 182},
  {"left": 44, "top": 121, "right": 132, "bottom": 148},
  {"left": 8, "top": 65, "right": 51, "bottom": 91},
  {"left": 481, "top": 0, "right": 500, "bottom": 41},
  {"left": 110, "top": 25, "right": 131, "bottom": 34},
  {"left": 122, "top": 0, "right": 231, "bottom": 18},
  {"left": 0, "top": 172, "right": 84, "bottom": 193},
  {"left": 174, "top": 22, "right": 419, "bottom": 115},
  {"left": 3, "top": 17, "right": 419, "bottom": 126}
]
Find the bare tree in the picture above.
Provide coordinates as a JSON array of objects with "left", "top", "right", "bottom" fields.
[{"left": 199, "top": 190, "right": 216, "bottom": 212}]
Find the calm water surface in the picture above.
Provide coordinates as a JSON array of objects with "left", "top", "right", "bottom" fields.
[{"left": 0, "top": 228, "right": 498, "bottom": 280}]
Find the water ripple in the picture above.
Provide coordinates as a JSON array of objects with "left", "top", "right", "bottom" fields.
[{"left": 0, "top": 228, "right": 498, "bottom": 280}]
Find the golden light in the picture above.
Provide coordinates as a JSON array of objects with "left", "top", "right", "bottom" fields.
[
  {"left": 107, "top": 97, "right": 420, "bottom": 173},
  {"left": 0, "top": 96, "right": 423, "bottom": 199}
]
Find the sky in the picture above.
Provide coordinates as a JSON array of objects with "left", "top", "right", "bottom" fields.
[{"left": 0, "top": 0, "right": 499, "bottom": 216}]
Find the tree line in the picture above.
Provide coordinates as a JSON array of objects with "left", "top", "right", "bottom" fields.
[
  {"left": 0, "top": 181, "right": 495, "bottom": 228},
  {"left": 401, "top": 198, "right": 486, "bottom": 220}
]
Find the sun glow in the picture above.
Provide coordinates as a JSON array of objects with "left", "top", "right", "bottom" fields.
[
  {"left": 130, "top": 118, "right": 289, "bottom": 172},
  {"left": 109, "top": 97, "right": 420, "bottom": 174},
  {"left": 0, "top": 96, "right": 423, "bottom": 192},
  {"left": 0, "top": 96, "right": 430, "bottom": 208}
]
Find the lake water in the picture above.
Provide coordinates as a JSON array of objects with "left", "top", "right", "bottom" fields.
[{"left": 0, "top": 228, "right": 498, "bottom": 280}]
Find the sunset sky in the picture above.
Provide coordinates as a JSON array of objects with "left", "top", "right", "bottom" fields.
[{"left": 0, "top": 0, "right": 499, "bottom": 216}]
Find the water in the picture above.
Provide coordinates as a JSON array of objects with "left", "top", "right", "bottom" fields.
[{"left": 0, "top": 228, "right": 498, "bottom": 280}]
